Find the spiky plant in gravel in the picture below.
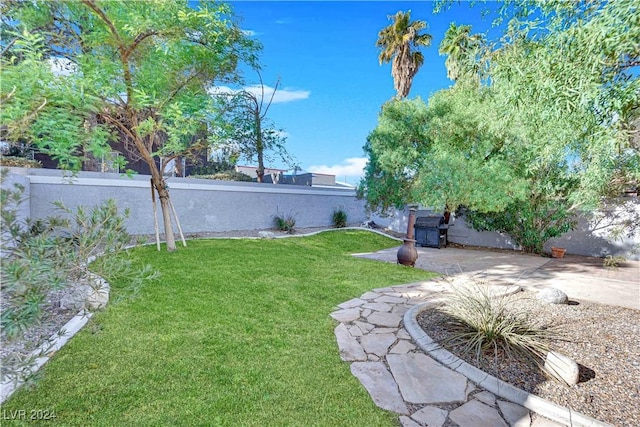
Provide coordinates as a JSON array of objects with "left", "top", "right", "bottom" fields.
[{"left": 438, "top": 283, "right": 557, "bottom": 369}]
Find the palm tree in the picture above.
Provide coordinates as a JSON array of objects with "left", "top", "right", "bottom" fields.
[
  {"left": 439, "top": 23, "right": 484, "bottom": 82},
  {"left": 377, "top": 10, "right": 432, "bottom": 98}
]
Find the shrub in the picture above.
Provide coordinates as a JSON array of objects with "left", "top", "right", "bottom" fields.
[
  {"left": 332, "top": 208, "right": 347, "bottom": 228},
  {"left": 1, "top": 170, "right": 156, "bottom": 379},
  {"left": 437, "top": 283, "right": 555, "bottom": 369},
  {"left": 603, "top": 255, "right": 626, "bottom": 269},
  {"left": 0, "top": 156, "right": 42, "bottom": 168},
  {"left": 273, "top": 214, "right": 296, "bottom": 234},
  {"left": 190, "top": 170, "right": 253, "bottom": 182}
]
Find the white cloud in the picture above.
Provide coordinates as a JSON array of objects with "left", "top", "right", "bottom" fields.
[
  {"left": 243, "top": 84, "right": 310, "bottom": 103},
  {"left": 209, "top": 84, "right": 310, "bottom": 104},
  {"left": 308, "top": 157, "right": 368, "bottom": 179},
  {"left": 241, "top": 29, "right": 259, "bottom": 37}
]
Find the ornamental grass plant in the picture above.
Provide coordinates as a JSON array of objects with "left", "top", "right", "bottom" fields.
[{"left": 437, "top": 282, "right": 557, "bottom": 370}]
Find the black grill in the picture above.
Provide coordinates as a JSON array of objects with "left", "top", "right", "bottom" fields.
[{"left": 414, "top": 215, "right": 448, "bottom": 248}]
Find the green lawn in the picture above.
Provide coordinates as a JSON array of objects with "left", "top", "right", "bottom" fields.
[{"left": 2, "top": 230, "right": 435, "bottom": 426}]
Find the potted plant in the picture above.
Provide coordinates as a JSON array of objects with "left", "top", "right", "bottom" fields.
[{"left": 551, "top": 246, "right": 566, "bottom": 258}]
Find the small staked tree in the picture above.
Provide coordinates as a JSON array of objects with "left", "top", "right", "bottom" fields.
[
  {"left": 1, "top": 1, "right": 259, "bottom": 251},
  {"left": 376, "top": 10, "right": 433, "bottom": 98}
]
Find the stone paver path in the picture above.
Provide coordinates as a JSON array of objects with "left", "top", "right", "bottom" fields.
[{"left": 332, "top": 280, "right": 567, "bottom": 427}]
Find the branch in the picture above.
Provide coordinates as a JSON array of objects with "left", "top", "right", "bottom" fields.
[{"left": 123, "top": 30, "right": 158, "bottom": 60}]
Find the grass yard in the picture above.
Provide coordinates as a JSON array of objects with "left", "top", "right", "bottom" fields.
[{"left": 2, "top": 230, "right": 436, "bottom": 426}]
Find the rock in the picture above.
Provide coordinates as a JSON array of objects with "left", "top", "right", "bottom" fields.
[
  {"left": 334, "top": 324, "right": 366, "bottom": 361},
  {"left": 537, "top": 288, "right": 568, "bottom": 304},
  {"left": 86, "top": 287, "right": 109, "bottom": 310},
  {"left": 362, "top": 302, "right": 392, "bottom": 312},
  {"left": 387, "top": 353, "right": 468, "bottom": 404},
  {"left": 360, "top": 333, "right": 396, "bottom": 357},
  {"left": 497, "top": 400, "right": 531, "bottom": 427},
  {"left": 329, "top": 308, "right": 361, "bottom": 322},
  {"left": 411, "top": 406, "right": 448, "bottom": 427},
  {"left": 367, "top": 311, "right": 402, "bottom": 328},
  {"left": 338, "top": 298, "right": 365, "bottom": 309},
  {"left": 350, "top": 362, "right": 409, "bottom": 415},
  {"left": 258, "top": 231, "right": 275, "bottom": 239},
  {"left": 544, "top": 351, "right": 580, "bottom": 386},
  {"left": 473, "top": 391, "right": 496, "bottom": 407},
  {"left": 449, "top": 400, "right": 508, "bottom": 427},
  {"left": 389, "top": 340, "right": 416, "bottom": 354},
  {"left": 399, "top": 416, "right": 421, "bottom": 427}
]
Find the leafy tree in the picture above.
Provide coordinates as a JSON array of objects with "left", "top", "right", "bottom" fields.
[
  {"left": 1, "top": 1, "right": 259, "bottom": 251},
  {"left": 376, "top": 10, "right": 433, "bottom": 98},
  {"left": 361, "top": 0, "right": 639, "bottom": 253}
]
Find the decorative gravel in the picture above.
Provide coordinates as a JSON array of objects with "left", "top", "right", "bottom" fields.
[{"left": 417, "top": 290, "right": 640, "bottom": 426}]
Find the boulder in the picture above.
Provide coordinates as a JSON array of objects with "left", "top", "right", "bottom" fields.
[
  {"left": 537, "top": 288, "right": 568, "bottom": 304},
  {"left": 544, "top": 351, "right": 580, "bottom": 386}
]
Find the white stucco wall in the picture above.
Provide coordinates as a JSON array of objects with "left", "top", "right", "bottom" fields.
[{"left": 3, "top": 168, "right": 367, "bottom": 237}]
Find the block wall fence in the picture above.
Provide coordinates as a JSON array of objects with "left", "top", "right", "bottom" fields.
[
  {"left": 3, "top": 168, "right": 638, "bottom": 260},
  {"left": 3, "top": 168, "right": 367, "bottom": 237}
]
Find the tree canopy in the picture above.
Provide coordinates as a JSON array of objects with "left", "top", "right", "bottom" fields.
[
  {"left": 1, "top": 0, "right": 260, "bottom": 251},
  {"left": 360, "top": 0, "right": 639, "bottom": 252}
]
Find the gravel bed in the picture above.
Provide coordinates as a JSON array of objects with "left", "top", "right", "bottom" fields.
[{"left": 417, "top": 290, "right": 640, "bottom": 426}]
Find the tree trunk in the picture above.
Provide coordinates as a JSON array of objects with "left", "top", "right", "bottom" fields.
[
  {"left": 151, "top": 175, "right": 177, "bottom": 252},
  {"left": 255, "top": 110, "right": 264, "bottom": 183}
]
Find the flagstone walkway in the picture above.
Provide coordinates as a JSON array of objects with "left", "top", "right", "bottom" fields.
[{"left": 332, "top": 278, "right": 610, "bottom": 427}]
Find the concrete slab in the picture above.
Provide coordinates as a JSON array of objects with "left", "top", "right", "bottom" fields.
[{"left": 354, "top": 246, "right": 640, "bottom": 310}]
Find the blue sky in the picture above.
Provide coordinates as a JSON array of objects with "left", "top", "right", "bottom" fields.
[{"left": 226, "top": 1, "right": 501, "bottom": 185}]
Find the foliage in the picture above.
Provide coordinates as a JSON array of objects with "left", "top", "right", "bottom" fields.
[
  {"left": 332, "top": 208, "right": 348, "bottom": 228},
  {"left": 1, "top": 0, "right": 260, "bottom": 251},
  {"left": 0, "top": 230, "right": 435, "bottom": 425},
  {"left": 438, "top": 283, "right": 555, "bottom": 370},
  {"left": 376, "top": 10, "right": 432, "bottom": 98},
  {"left": 273, "top": 213, "right": 296, "bottom": 234},
  {"left": 0, "top": 29, "right": 112, "bottom": 170},
  {"left": 0, "top": 156, "right": 41, "bottom": 168},
  {"left": 462, "top": 199, "right": 577, "bottom": 253},
  {"left": 189, "top": 170, "right": 253, "bottom": 182},
  {"left": 439, "top": 23, "right": 483, "bottom": 82},
  {"left": 0, "top": 171, "right": 155, "bottom": 341},
  {"left": 361, "top": 0, "right": 639, "bottom": 251},
  {"left": 603, "top": 255, "right": 626, "bottom": 270}
]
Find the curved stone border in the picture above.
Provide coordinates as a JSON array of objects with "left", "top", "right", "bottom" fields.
[
  {"left": 0, "top": 279, "right": 110, "bottom": 404},
  {"left": 403, "top": 303, "right": 610, "bottom": 427},
  {"left": 195, "top": 226, "right": 403, "bottom": 241}
]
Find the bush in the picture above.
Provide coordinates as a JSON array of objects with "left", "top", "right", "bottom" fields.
[
  {"left": 190, "top": 170, "right": 253, "bottom": 182},
  {"left": 332, "top": 208, "right": 347, "bottom": 228},
  {"left": 437, "top": 283, "right": 555, "bottom": 369},
  {"left": 1, "top": 170, "right": 156, "bottom": 385},
  {"left": 0, "top": 155, "right": 42, "bottom": 168},
  {"left": 274, "top": 214, "right": 296, "bottom": 234}
]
